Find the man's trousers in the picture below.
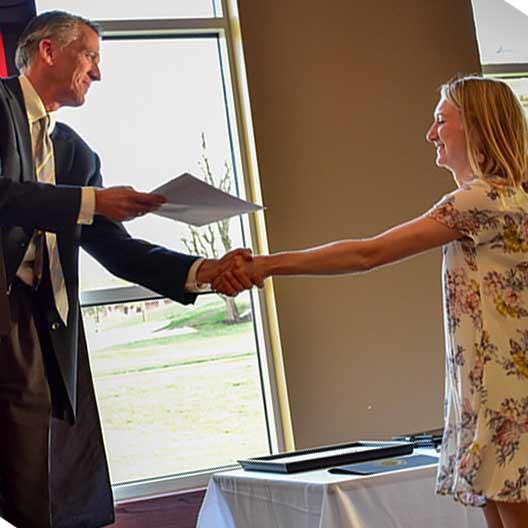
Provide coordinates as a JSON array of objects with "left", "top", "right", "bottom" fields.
[{"left": 0, "top": 279, "right": 114, "bottom": 528}]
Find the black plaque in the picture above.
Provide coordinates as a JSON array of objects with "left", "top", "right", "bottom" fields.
[{"left": 238, "top": 441, "right": 413, "bottom": 474}]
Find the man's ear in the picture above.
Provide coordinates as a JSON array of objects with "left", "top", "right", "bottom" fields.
[{"left": 37, "top": 38, "right": 55, "bottom": 66}]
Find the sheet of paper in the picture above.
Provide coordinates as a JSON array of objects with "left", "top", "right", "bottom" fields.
[{"left": 151, "top": 172, "right": 263, "bottom": 226}]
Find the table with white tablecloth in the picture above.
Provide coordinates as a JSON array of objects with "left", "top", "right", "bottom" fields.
[{"left": 197, "top": 449, "right": 484, "bottom": 528}]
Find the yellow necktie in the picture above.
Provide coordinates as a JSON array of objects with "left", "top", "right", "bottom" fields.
[{"left": 33, "top": 115, "right": 69, "bottom": 325}]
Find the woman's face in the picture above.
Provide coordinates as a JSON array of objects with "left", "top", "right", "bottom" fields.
[{"left": 426, "top": 96, "right": 471, "bottom": 179}]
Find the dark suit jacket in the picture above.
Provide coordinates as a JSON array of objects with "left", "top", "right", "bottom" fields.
[{"left": 0, "top": 76, "right": 200, "bottom": 420}]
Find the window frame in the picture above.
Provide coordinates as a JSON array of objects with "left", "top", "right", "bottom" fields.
[
  {"left": 69, "top": 1, "right": 293, "bottom": 501},
  {"left": 482, "top": 64, "right": 528, "bottom": 76}
]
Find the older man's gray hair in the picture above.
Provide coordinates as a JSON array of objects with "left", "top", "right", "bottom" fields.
[{"left": 15, "top": 10, "right": 100, "bottom": 72}]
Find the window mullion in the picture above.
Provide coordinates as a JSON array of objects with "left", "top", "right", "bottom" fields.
[{"left": 98, "top": 17, "right": 227, "bottom": 38}]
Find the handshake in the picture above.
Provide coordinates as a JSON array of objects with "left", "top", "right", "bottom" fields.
[
  {"left": 196, "top": 249, "right": 270, "bottom": 297},
  {"left": 94, "top": 188, "right": 274, "bottom": 297}
]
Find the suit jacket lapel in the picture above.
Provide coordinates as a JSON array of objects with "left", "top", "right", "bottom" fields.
[
  {"left": 52, "top": 126, "right": 74, "bottom": 185},
  {"left": 3, "top": 77, "right": 33, "bottom": 183}
]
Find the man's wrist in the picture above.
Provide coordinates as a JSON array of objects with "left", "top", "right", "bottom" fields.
[
  {"left": 78, "top": 187, "right": 96, "bottom": 225},
  {"left": 195, "top": 258, "right": 217, "bottom": 285}
]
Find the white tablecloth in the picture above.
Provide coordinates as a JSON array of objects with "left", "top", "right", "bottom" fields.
[{"left": 197, "top": 450, "right": 484, "bottom": 528}]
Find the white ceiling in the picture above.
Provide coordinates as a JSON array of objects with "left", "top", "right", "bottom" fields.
[{"left": 472, "top": 0, "right": 528, "bottom": 64}]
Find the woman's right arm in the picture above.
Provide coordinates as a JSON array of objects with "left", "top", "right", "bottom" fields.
[{"left": 212, "top": 215, "right": 463, "bottom": 291}]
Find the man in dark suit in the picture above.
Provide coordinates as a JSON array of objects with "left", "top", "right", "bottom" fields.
[{"left": 0, "top": 10, "right": 253, "bottom": 528}]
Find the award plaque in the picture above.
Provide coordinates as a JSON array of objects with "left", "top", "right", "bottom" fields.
[{"left": 238, "top": 440, "right": 413, "bottom": 474}]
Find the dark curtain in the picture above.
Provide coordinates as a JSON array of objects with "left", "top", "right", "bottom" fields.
[{"left": 0, "top": 0, "right": 36, "bottom": 76}]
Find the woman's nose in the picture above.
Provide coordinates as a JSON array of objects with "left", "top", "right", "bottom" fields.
[{"left": 426, "top": 123, "right": 437, "bottom": 143}]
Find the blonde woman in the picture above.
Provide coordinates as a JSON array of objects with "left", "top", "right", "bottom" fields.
[{"left": 216, "top": 76, "right": 528, "bottom": 528}]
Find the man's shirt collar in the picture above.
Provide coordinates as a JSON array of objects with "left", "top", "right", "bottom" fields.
[{"left": 19, "top": 74, "right": 56, "bottom": 134}]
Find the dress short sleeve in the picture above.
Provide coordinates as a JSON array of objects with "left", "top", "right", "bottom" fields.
[{"left": 425, "top": 180, "right": 502, "bottom": 245}]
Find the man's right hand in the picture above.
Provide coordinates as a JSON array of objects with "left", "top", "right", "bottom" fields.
[
  {"left": 94, "top": 187, "right": 166, "bottom": 222},
  {"left": 211, "top": 255, "right": 267, "bottom": 295}
]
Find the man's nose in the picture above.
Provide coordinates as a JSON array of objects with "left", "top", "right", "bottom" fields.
[{"left": 90, "top": 64, "right": 101, "bottom": 82}]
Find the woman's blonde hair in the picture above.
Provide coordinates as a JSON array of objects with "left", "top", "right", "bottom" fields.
[{"left": 441, "top": 75, "right": 528, "bottom": 186}]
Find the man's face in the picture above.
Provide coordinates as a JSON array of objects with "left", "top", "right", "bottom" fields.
[{"left": 50, "top": 24, "right": 101, "bottom": 108}]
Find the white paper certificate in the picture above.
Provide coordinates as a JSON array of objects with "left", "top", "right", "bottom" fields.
[{"left": 151, "top": 172, "right": 263, "bottom": 227}]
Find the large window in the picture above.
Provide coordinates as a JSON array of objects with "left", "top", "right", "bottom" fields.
[
  {"left": 37, "top": 0, "right": 286, "bottom": 499},
  {"left": 472, "top": 0, "right": 528, "bottom": 74},
  {"left": 471, "top": 2, "right": 528, "bottom": 116}
]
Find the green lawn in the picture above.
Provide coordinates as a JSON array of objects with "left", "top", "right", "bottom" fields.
[{"left": 84, "top": 295, "right": 269, "bottom": 484}]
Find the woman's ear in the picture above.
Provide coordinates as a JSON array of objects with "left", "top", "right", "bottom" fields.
[{"left": 469, "top": 126, "right": 485, "bottom": 162}]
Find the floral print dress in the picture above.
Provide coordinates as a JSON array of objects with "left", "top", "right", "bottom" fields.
[{"left": 426, "top": 178, "right": 528, "bottom": 507}]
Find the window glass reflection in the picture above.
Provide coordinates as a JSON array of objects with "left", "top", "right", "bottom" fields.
[{"left": 84, "top": 292, "right": 268, "bottom": 483}]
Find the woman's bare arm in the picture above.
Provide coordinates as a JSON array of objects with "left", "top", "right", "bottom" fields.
[
  {"left": 264, "top": 216, "right": 461, "bottom": 276},
  {"left": 212, "top": 216, "right": 462, "bottom": 292}
]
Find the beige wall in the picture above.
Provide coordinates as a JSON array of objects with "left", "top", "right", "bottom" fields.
[{"left": 237, "top": 0, "right": 480, "bottom": 448}]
